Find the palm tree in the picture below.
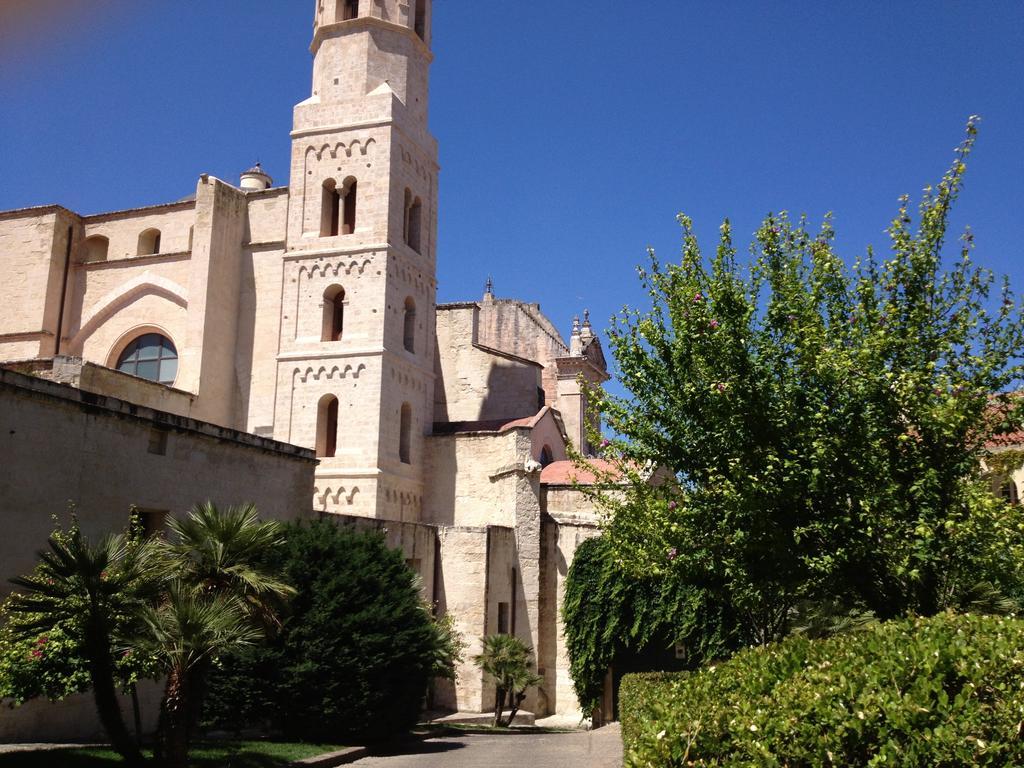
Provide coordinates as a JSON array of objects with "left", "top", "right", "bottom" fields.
[
  {"left": 8, "top": 527, "right": 162, "bottom": 768},
  {"left": 473, "top": 634, "right": 541, "bottom": 727},
  {"left": 166, "top": 502, "right": 294, "bottom": 627},
  {"left": 139, "top": 583, "right": 263, "bottom": 768},
  {"left": 148, "top": 502, "right": 295, "bottom": 768}
]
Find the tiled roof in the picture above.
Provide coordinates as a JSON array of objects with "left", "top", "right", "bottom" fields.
[
  {"left": 540, "top": 459, "right": 620, "bottom": 486},
  {"left": 433, "top": 407, "right": 552, "bottom": 436},
  {"left": 986, "top": 430, "right": 1024, "bottom": 449}
]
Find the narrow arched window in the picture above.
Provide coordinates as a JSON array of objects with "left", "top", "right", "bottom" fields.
[
  {"left": 84, "top": 235, "right": 109, "bottom": 263},
  {"left": 342, "top": 177, "right": 357, "bottom": 235},
  {"left": 317, "top": 394, "right": 339, "bottom": 458},
  {"left": 341, "top": 0, "right": 359, "bottom": 21},
  {"left": 539, "top": 445, "right": 554, "bottom": 468},
  {"left": 414, "top": 0, "right": 427, "bottom": 40},
  {"left": 116, "top": 333, "right": 178, "bottom": 385},
  {"left": 408, "top": 197, "right": 423, "bottom": 253},
  {"left": 403, "top": 297, "right": 416, "bottom": 353},
  {"left": 399, "top": 402, "right": 412, "bottom": 464},
  {"left": 403, "top": 188, "right": 413, "bottom": 244},
  {"left": 321, "top": 179, "right": 341, "bottom": 237},
  {"left": 138, "top": 229, "right": 161, "bottom": 256},
  {"left": 322, "top": 285, "right": 345, "bottom": 342}
]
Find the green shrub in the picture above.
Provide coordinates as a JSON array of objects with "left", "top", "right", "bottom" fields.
[
  {"left": 203, "top": 520, "right": 437, "bottom": 742},
  {"left": 563, "top": 535, "right": 735, "bottom": 714},
  {"left": 621, "top": 613, "right": 1024, "bottom": 767},
  {"left": 619, "top": 671, "right": 687, "bottom": 751}
]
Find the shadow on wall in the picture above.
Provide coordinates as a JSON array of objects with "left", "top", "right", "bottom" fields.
[
  {"left": 433, "top": 345, "right": 541, "bottom": 426},
  {"left": 234, "top": 240, "right": 257, "bottom": 428}
]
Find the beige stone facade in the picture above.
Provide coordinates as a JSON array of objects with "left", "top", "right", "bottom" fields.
[{"left": 0, "top": 0, "right": 611, "bottom": 725}]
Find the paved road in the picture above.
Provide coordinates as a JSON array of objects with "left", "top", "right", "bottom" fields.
[{"left": 352, "top": 724, "right": 622, "bottom": 768}]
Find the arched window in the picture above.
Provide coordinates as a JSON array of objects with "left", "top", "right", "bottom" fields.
[
  {"left": 407, "top": 196, "right": 423, "bottom": 253},
  {"left": 84, "top": 235, "right": 109, "bottom": 263},
  {"left": 317, "top": 394, "right": 339, "bottom": 458},
  {"left": 539, "top": 445, "right": 554, "bottom": 468},
  {"left": 414, "top": 0, "right": 427, "bottom": 40},
  {"left": 116, "top": 333, "right": 178, "bottom": 385},
  {"left": 399, "top": 403, "right": 412, "bottom": 464},
  {"left": 322, "top": 178, "right": 357, "bottom": 236},
  {"left": 403, "top": 188, "right": 413, "bottom": 243},
  {"left": 403, "top": 297, "right": 416, "bottom": 353},
  {"left": 341, "top": 0, "right": 359, "bottom": 21},
  {"left": 138, "top": 229, "right": 161, "bottom": 256},
  {"left": 322, "top": 285, "right": 345, "bottom": 342},
  {"left": 341, "top": 177, "right": 357, "bottom": 235},
  {"left": 321, "top": 179, "right": 340, "bottom": 237}
]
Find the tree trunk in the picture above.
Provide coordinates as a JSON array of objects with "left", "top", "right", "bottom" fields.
[
  {"left": 155, "top": 666, "right": 192, "bottom": 768},
  {"left": 492, "top": 685, "right": 505, "bottom": 728},
  {"left": 507, "top": 690, "right": 525, "bottom": 728},
  {"left": 130, "top": 683, "right": 143, "bottom": 747},
  {"left": 86, "top": 632, "right": 145, "bottom": 767}
]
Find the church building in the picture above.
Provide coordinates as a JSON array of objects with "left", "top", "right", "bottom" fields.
[{"left": 0, "top": 1, "right": 611, "bottom": 731}]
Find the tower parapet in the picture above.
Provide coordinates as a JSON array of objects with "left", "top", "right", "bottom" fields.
[{"left": 309, "top": 0, "right": 432, "bottom": 116}]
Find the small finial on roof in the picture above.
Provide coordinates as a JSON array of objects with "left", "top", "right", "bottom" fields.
[
  {"left": 485, "top": 276, "right": 494, "bottom": 296},
  {"left": 580, "top": 309, "right": 595, "bottom": 343},
  {"left": 570, "top": 315, "right": 583, "bottom": 355}
]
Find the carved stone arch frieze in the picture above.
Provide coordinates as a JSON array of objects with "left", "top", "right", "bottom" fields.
[{"left": 294, "top": 362, "right": 367, "bottom": 384}]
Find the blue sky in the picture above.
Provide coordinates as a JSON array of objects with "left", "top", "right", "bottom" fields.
[{"left": 1, "top": 1, "right": 1022, "bottom": 371}]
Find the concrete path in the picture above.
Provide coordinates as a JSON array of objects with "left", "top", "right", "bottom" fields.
[{"left": 350, "top": 724, "right": 622, "bottom": 768}]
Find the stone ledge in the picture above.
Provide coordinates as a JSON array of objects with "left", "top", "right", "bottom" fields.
[
  {"left": 0, "top": 367, "right": 316, "bottom": 463},
  {"left": 291, "top": 745, "right": 369, "bottom": 766}
]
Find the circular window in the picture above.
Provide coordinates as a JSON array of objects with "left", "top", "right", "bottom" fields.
[{"left": 116, "top": 333, "right": 178, "bottom": 385}]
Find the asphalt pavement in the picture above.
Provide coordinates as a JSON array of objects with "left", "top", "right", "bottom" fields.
[{"left": 349, "top": 724, "right": 622, "bottom": 768}]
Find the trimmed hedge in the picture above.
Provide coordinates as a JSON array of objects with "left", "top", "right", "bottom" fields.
[{"left": 620, "top": 613, "right": 1024, "bottom": 767}]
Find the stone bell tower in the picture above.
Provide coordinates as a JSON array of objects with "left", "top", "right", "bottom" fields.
[{"left": 274, "top": 0, "right": 438, "bottom": 521}]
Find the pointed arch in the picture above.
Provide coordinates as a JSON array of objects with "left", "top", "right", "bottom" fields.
[{"left": 69, "top": 274, "right": 189, "bottom": 351}]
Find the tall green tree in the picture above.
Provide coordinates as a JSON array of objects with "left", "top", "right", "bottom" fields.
[
  {"left": 202, "top": 521, "right": 441, "bottom": 743},
  {"left": 593, "top": 118, "right": 1024, "bottom": 644}
]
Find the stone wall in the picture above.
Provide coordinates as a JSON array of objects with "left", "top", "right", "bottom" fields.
[
  {"left": 0, "top": 681, "right": 163, "bottom": 744},
  {"left": 433, "top": 304, "right": 542, "bottom": 424},
  {"left": 0, "top": 367, "right": 316, "bottom": 597}
]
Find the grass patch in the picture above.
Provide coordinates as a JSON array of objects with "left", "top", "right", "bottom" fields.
[{"left": 0, "top": 740, "right": 346, "bottom": 767}]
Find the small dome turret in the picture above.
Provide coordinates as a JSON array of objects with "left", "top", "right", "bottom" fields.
[{"left": 240, "top": 163, "right": 273, "bottom": 191}]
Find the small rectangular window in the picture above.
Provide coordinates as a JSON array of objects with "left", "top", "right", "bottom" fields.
[
  {"left": 497, "top": 602, "right": 510, "bottom": 635},
  {"left": 131, "top": 509, "right": 168, "bottom": 539},
  {"left": 510, "top": 568, "right": 518, "bottom": 635},
  {"left": 148, "top": 428, "right": 168, "bottom": 455}
]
